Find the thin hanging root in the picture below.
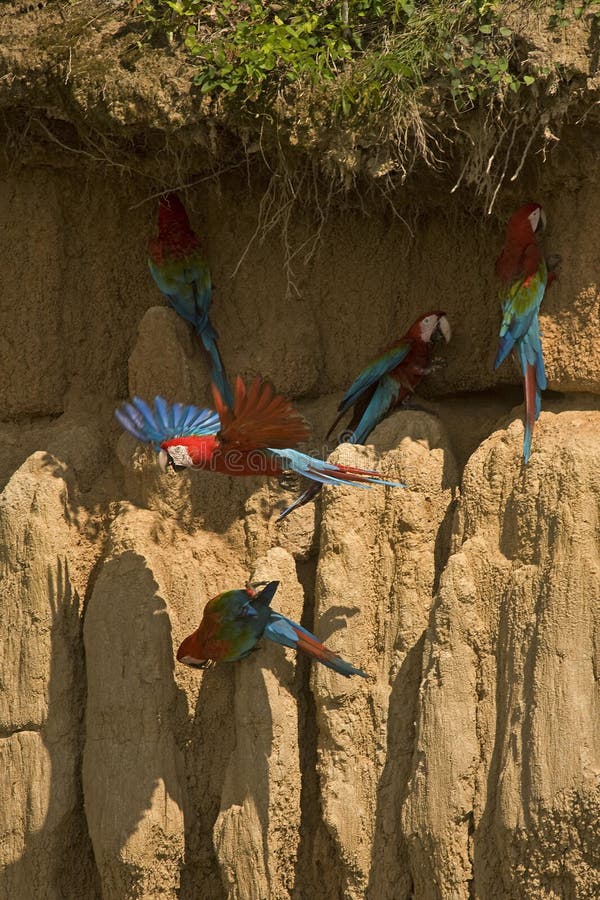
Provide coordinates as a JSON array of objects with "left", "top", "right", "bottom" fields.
[
  {"left": 486, "top": 119, "right": 519, "bottom": 215},
  {"left": 510, "top": 119, "right": 541, "bottom": 182},
  {"left": 130, "top": 160, "right": 247, "bottom": 210},
  {"left": 231, "top": 156, "right": 338, "bottom": 299}
]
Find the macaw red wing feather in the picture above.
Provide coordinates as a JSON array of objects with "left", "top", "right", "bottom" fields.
[
  {"left": 213, "top": 375, "right": 310, "bottom": 450},
  {"left": 496, "top": 240, "right": 543, "bottom": 286}
]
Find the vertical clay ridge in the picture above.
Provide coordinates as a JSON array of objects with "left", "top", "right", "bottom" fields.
[{"left": 293, "top": 555, "right": 345, "bottom": 900}]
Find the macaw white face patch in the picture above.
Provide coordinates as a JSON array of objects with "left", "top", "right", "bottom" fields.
[
  {"left": 169, "top": 445, "right": 194, "bottom": 467},
  {"left": 528, "top": 206, "right": 546, "bottom": 233},
  {"left": 418, "top": 314, "right": 437, "bottom": 341},
  {"left": 158, "top": 445, "right": 194, "bottom": 471}
]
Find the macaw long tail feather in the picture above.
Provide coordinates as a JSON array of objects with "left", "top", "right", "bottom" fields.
[
  {"left": 264, "top": 613, "right": 367, "bottom": 678},
  {"left": 294, "top": 632, "right": 367, "bottom": 677},
  {"left": 523, "top": 363, "right": 538, "bottom": 464},
  {"left": 196, "top": 328, "right": 234, "bottom": 409},
  {"left": 517, "top": 317, "right": 546, "bottom": 464},
  {"left": 269, "top": 448, "right": 405, "bottom": 491},
  {"left": 277, "top": 483, "right": 323, "bottom": 523}
]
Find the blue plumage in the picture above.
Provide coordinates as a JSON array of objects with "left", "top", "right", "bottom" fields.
[
  {"left": 115, "top": 396, "right": 221, "bottom": 448},
  {"left": 349, "top": 376, "right": 401, "bottom": 445},
  {"left": 148, "top": 194, "right": 234, "bottom": 408},
  {"left": 269, "top": 448, "right": 405, "bottom": 490},
  {"left": 337, "top": 344, "right": 410, "bottom": 417}
]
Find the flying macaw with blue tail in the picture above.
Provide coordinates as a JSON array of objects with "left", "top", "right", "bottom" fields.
[
  {"left": 115, "top": 375, "right": 403, "bottom": 508},
  {"left": 493, "top": 202, "right": 553, "bottom": 463},
  {"left": 148, "top": 193, "right": 233, "bottom": 407},
  {"left": 176, "top": 581, "right": 367, "bottom": 678},
  {"left": 278, "top": 312, "right": 450, "bottom": 521}
]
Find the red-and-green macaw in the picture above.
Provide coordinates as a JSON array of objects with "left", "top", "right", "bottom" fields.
[
  {"left": 148, "top": 193, "right": 233, "bottom": 406},
  {"left": 493, "top": 202, "right": 551, "bottom": 462},
  {"left": 177, "top": 581, "right": 367, "bottom": 678},
  {"left": 278, "top": 312, "right": 450, "bottom": 520},
  {"left": 115, "top": 376, "right": 404, "bottom": 510}
]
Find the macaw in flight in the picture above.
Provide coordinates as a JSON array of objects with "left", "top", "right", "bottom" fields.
[
  {"left": 115, "top": 376, "right": 404, "bottom": 510},
  {"left": 177, "top": 581, "right": 367, "bottom": 678},
  {"left": 148, "top": 192, "right": 233, "bottom": 406},
  {"left": 493, "top": 202, "right": 554, "bottom": 462},
  {"left": 278, "top": 312, "right": 450, "bottom": 520}
]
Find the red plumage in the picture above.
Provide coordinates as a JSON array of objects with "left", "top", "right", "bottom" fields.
[
  {"left": 176, "top": 607, "right": 228, "bottom": 665},
  {"left": 161, "top": 376, "right": 310, "bottom": 477},
  {"left": 213, "top": 375, "right": 311, "bottom": 449},
  {"left": 157, "top": 192, "right": 191, "bottom": 233},
  {"left": 495, "top": 202, "right": 544, "bottom": 285},
  {"left": 148, "top": 193, "right": 201, "bottom": 265},
  {"left": 327, "top": 310, "right": 450, "bottom": 441}
]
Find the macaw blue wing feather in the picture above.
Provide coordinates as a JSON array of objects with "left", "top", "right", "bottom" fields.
[
  {"left": 115, "top": 396, "right": 221, "bottom": 448},
  {"left": 494, "top": 263, "right": 547, "bottom": 370},
  {"left": 149, "top": 255, "right": 233, "bottom": 408},
  {"left": 337, "top": 342, "right": 411, "bottom": 416},
  {"left": 263, "top": 613, "right": 298, "bottom": 648},
  {"left": 349, "top": 376, "right": 402, "bottom": 445},
  {"left": 517, "top": 317, "right": 547, "bottom": 395}
]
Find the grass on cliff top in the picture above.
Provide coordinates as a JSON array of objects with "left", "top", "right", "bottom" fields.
[{"left": 131, "top": 0, "right": 598, "bottom": 162}]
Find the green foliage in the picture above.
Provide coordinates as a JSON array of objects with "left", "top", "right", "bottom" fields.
[
  {"left": 549, "top": 0, "right": 600, "bottom": 29},
  {"left": 183, "top": 1, "right": 357, "bottom": 97},
  {"left": 130, "top": 1, "right": 564, "bottom": 127}
]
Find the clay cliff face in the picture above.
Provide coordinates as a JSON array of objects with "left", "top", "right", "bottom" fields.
[{"left": 0, "top": 142, "right": 599, "bottom": 900}]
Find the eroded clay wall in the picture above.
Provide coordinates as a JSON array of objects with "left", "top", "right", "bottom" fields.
[{"left": 0, "top": 153, "right": 599, "bottom": 900}]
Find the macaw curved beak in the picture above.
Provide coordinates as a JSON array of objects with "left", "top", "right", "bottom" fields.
[
  {"left": 436, "top": 315, "right": 452, "bottom": 343},
  {"left": 158, "top": 449, "right": 169, "bottom": 473},
  {"left": 538, "top": 208, "right": 547, "bottom": 233},
  {"left": 178, "top": 654, "right": 211, "bottom": 669}
]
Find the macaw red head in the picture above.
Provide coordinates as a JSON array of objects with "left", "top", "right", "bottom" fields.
[
  {"left": 158, "top": 435, "right": 219, "bottom": 472},
  {"left": 408, "top": 312, "right": 452, "bottom": 344},
  {"left": 157, "top": 192, "right": 191, "bottom": 234},
  {"left": 176, "top": 629, "right": 209, "bottom": 668},
  {"left": 506, "top": 203, "right": 546, "bottom": 241}
]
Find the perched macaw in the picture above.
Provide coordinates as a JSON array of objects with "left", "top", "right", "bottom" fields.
[
  {"left": 278, "top": 312, "right": 450, "bottom": 521},
  {"left": 177, "top": 581, "right": 367, "bottom": 678},
  {"left": 493, "top": 202, "right": 551, "bottom": 463},
  {"left": 147, "top": 193, "right": 233, "bottom": 407},
  {"left": 115, "top": 375, "right": 404, "bottom": 505}
]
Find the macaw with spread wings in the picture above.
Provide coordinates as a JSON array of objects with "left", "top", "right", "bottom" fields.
[{"left": 116, "top": 376, "right": 404, "bottom": 507}]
